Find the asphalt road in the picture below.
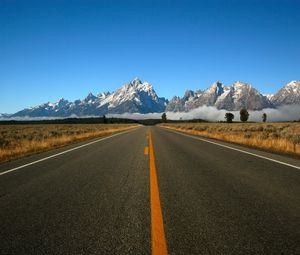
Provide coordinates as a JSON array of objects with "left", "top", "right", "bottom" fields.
[{"left": 1, "top": 126, "right": 299, "bottom": 254}]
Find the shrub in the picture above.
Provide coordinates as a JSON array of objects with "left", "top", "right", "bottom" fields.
[
  {"left": 244, "top": 133, "right": 252, "bottom": 139},
  {"left": 240, "top": 108, "right": 249, "bottom": 122},
  {"left": 262, "top": 113, "right": 267, "bottom": 122},
  {"left": 225, "top": 113, "right": 234, "bottom": 123},
  {"left": 161, "top": 113, "right": 167, "bottom": 123}
]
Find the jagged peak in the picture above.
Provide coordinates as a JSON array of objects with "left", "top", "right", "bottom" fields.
[
  {"left": 279, "top": 80, "right": 300, "bottom": 94},
  {"left": 138, "top": 81, "right": 154, "bottom": 91},
  {"left": 86, "top": 92, "right": 96, "bottom": 97},
  {"left": 9, "top": 78, "right": 300, "bottom": 118},
  {"left": 183, "top": 90, "right": 195, "bottom": 99},
  {"left": 287, "top": 80, "right": 300, "bottom": 84},
  {"left": 205, "top": 81, "right": 225, "bottom": 96},
  {"left": 195, "top": 89, "right": 203, "bottom": 95},
  {"left": 130, "top": 77, "right": 142, "bottom": 86},
  {"left": 84, "top": 92, "right": 97, "bottom": 102},
  {"left": 285, "top": 80, "right": 300, "bottom": 88},
  {"left": 206, "top": 80, "right": 224, "bottom": 90},
  {"left": 213, "top": 80, "right": 223, "bottom": 86},
  {"left": 121, "top": 78, "right": 155, "bottom": 94},
  {"left": 121, "top": 77, "right": 143, "bottom": 91},
  {"left": 133, "top": 76, "right": 141, "bottom": 81},
  {"left": 97, "top": 91, "right": 111, "bottom": 98},
  {"left": 263, "top": 94, "right": 274, "bottom": 100},
  {"left": 57, "top": 98, "right": 69, "bottom": 103},
  {"left": 233, "top": 81, "right": 251, "bottom": 87},
  {"left": 232, "top": 81, "right": 256, "bottom": 94}
]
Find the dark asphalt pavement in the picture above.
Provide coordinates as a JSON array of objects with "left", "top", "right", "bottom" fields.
[{"left": 1, "top": 126, "right": 299, "bottom": 254}]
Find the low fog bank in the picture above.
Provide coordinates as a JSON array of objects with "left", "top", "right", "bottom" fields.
[
  {"left": 1, "top": 105, "right": 299, "bottom": 122},
  {"left": 109, "top": 104, "right": 300, "bottom": 122}
]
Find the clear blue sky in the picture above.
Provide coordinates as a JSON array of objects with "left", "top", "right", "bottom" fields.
[{"left": 1, "top": 0, "right": 299, "bottom": 113}]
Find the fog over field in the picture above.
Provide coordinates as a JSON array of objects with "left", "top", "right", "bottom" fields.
[{"left": 109, "top": 105, "right": 300, "bottom": 122}]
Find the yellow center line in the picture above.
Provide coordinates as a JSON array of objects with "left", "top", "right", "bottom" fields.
[
  {"left": 148, "top": 128, "right": 168, "bottom": 255},
  {"left": 144, "top": 146, "right": 149, "bottom": 155}
]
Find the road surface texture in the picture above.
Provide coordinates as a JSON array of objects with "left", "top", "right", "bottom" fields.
[{"left": 0, "top": 126, "right": 299, "bottom": 254}]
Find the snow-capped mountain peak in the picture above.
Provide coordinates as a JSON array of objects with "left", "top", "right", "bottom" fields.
[
  {"left": 183, "top": 90, "right": 195, "bottom": 100},
  {"left": 10, "top": 78, "right": 166, "bottom": 117},
  {"left": 101, "top": 78, "right": 166, "bottom": 112},
  {"left": 132, "top": 77, "right": 142, "bottom": 83},
  {"left": 7, "top": 79, "right": 300, "bottom": 118},
  {"left": 233, "top": 80, "right": 250, "bottom": 87},
  {"left": 272, "top": 80, "right": 300, "bottom": 106},
  {"left": 125, "top": 78, "right": 154, "bottom": 93},
  {"left": 264, "top": 94, "right": 274, "bottom": 101},
  {"left": 232, "top": 81, "right": 251, "bottom": 98},
  {"left": 57, "top": 98, "right": 68, "bottom": 104},
  {"left": 139, "top": 81, "right": 154, "bottom": 92},
  {"left": 167, "top": 80, "right": 274, "bottom": 111},
  {"left": 97, "top": 92, "right": 111, "bottom": 99},
  {"left": 214, "top": 81, "right": 225, "bottom": 96},
  {"left": 284, "top": 80, "right": 300, "bottom": 93},
  {"left": 84, "top": 93, "right": 97, "bottom": 103}
]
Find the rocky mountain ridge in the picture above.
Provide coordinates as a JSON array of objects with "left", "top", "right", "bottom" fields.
[
  {"left": 11, "top": 78, "right": 168, "bottom": 118},
  {"left": 5, "top": 79, "right": 300, "bottom": 118},
  {"left": 166, "top": 80, "right": 283, "bottom": 112}
]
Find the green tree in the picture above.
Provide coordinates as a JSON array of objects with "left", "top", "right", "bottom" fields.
[
  {"left": 262, "top": 113, "right": 267, "bottom": 122},
  {"left": 161, "top": 113, "right": 167, "bottom": 123},
  {"left": 225, "top": 112, "right": 234, "bottom": 123},
  {"left": 240, "top": 108, "right": 249, "bottom": 122}
]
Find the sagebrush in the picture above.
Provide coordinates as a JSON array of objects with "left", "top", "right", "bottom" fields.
[
  {"left": 0, "top": 124, "right": 137, "bottom": 163},
  {"left": 160, "top": 122, "right": 300, "bottom": 156}
]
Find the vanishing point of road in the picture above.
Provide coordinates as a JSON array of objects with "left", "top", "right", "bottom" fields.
[{"left": 1, "top": 126, "right": 299, "bottom": 254}]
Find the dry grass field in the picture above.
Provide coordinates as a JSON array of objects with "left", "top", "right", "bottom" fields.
[
  {"left": 160, "top": 122, "right": 300, "bottom": 157},
  {"left": 0, "top": 124, "right": 138, "bottom": 163}
]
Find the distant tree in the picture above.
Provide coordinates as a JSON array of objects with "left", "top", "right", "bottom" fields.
[
  {"left": 103, "top": 114, "right": 107, "bottom": 124},
  {"left": 262, "top": 113, "right": 267, "bottom": 122},
  {"left": 240, "top": 108, "right": 249, "bottom": 122},
  {"left": 161, "top": 113, "right": 167, "bottom": 123},
  {"left": 225, "top": 113, "right": 234, "bottom": 123}
]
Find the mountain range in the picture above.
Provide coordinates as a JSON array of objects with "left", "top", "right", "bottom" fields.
[
  {"left": 3, "top": 78, "right": 300, "bottom": 118},
  {"left": 9, "top": 78, "right": 167, "bottom": 118},
  {"left": 167, "top": 80, "right": 300, "bottom": 112}
]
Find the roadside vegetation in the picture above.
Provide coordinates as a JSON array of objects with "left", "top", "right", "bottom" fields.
[
  {"left": 0, "top": 124, "right": 138, "bottom": 163},
  {"left": 160, "top": 122, "right": 300, "bottom": 157}
]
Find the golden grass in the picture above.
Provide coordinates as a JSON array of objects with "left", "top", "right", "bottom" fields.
[
  {"left": 0, "top": 124, "right": 139, "bottom": 163},
  {"left": 160, "top": 122, "right": 300, "bottom": 157}
]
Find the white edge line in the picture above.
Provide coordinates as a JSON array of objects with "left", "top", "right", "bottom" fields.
[
  {"left": 0, "top": 128, "right": 137, "bottom": 176},
  {"left": 162, "top": 127, "right": 300, "bottom": 170}
]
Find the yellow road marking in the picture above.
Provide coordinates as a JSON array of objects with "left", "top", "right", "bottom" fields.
[
  {"left": 148, "top": 128, "right": 168, "bottom": 255},
  {"left": 144, "top": 146, "right": 149, "bottom": 155}
]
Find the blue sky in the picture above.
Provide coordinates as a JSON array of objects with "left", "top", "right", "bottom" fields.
[{"left": 1, "top": 0, "right": 299, "bottom": 113}]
